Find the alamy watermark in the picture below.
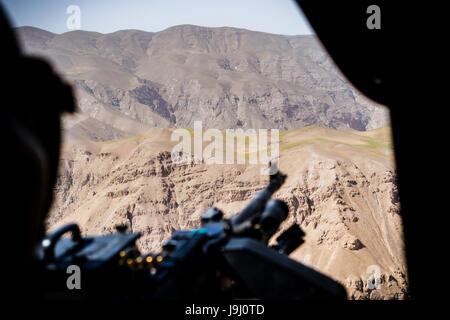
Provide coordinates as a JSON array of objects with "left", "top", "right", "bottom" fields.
[
  {"left": 366, "top": 5, "right": 381, "bottom": 30},
  {"left": 366, "top": 264, "right": 382, "bottom": 290},
  {"left": 66, "top": 5, "right": 81, "bottom": 30},
  {"left": 66, "top": 264, "right": 81, "bottom": 289},
  {"left": 170, "top": 121, "right": 280, "bottom": 174}
]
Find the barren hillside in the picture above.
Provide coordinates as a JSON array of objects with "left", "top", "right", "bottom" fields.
[
  {"left": 16, "top": 24, "right": 405, "bottom": 299},
  {"left": 16, "top": 25, "right": 388, "bottom": 141},
  {"left": 48, "top": 126, "right": 407, "bottom": 299}
]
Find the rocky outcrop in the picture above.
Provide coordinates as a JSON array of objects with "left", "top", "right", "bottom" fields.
[
  {"left": 48, "top": 126, "right": 407, "bottom": 299},
  {"left": 16, "top": 25, "right": 389, "bottom": 141}
]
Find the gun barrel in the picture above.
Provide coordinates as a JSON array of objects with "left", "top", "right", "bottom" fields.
[{"left": 230, "top": 171, "right": 286, "bottom": 228}]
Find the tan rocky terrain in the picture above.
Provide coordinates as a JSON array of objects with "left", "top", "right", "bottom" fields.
[
  {"left": 48, "top": 126, "right": 407, "bottom": 299},
  {"left": 16, "top": 24, "right": 404, "bottom": 299},
  {"left": 15, "top": 25, "right": 388, "bottom": 141}
]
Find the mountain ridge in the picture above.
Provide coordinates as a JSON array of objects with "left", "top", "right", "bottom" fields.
[
  {"left": 15, "top": 24, "right": 314, "bottom": 37},
  {"left": 15, "top": 24, "right": 389, "bottom": 141}
]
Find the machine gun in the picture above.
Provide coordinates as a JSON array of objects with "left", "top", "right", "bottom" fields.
[{"left": 34, "top": 171, "right": 347, "bottom": 300}]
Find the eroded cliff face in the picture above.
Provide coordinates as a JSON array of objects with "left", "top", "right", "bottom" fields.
[
  {"left": 48, "top": 126, "right": 407, "bottom": 299},
  {"left": 16, "top": 25, "right": 389, "bottom": 141}
]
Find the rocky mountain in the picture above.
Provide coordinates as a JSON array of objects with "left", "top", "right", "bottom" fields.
[
  {"left": 15, "top": 25, "right": 405, "bottom": 299},
  {"left": 15, "top": 25, "right": 388, "bottom": 141},
  {"left": 48, "top": 126, "right": 407, "bottom": 299}
]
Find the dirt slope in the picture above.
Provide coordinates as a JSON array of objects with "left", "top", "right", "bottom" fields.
[{"left": 48, "top": 126, "right": 407, "bottom": 299}]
